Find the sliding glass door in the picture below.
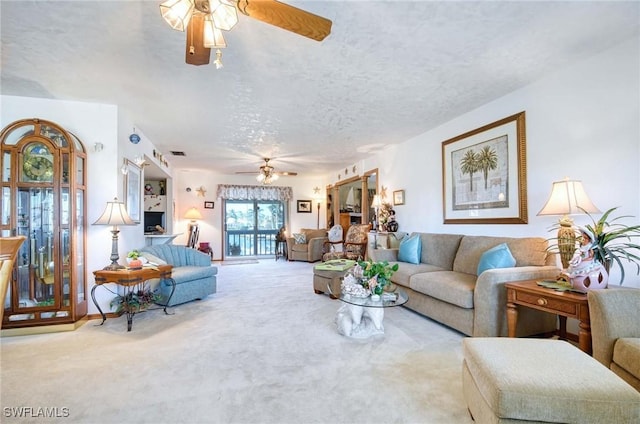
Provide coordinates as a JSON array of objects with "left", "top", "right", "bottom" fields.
[{"left": 224, "top": 200, "right": 285, "bottom": 258}]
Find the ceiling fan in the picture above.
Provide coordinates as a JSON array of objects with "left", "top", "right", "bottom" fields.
[
  {"left": 236, "top": 158, "right": 298, "bottom": 184},
  {"left": 159, "top": 0, "right": 333, "bottom": 66}
]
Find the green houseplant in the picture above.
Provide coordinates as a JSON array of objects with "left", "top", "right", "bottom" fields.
[
  {"left": 582, "top": 207, "right": 640, "bottom": 284},
  {"left": 355, "top": 259, "right": 399, "bottom": 295},
  {"left": 127, "top": 250, "right": 143, "bottom": 269}
]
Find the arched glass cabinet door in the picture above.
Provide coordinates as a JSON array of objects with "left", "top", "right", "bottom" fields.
[{"left": 0, "top": 118, "right": 87, "bottom": 328}]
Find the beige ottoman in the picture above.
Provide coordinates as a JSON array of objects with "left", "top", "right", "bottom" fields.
[
  {"left": 463, "top": 338, "right": 640, "bottom": 423},
  {"left": 313, "top": 260, "right": 355, "bottom": 299}
]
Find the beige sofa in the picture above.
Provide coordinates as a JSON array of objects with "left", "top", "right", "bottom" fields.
[
  {"left": 370, "top": 232, "right": 560, "bottom": 337},
  {"left": 286, "top": 228, "right": 328, "bottom": 262},
  {"left": 589, "top": 288, "right": 640, "bottom": 391}
]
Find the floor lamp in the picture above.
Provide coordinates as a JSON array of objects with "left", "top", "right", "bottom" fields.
[
  {"left": 93, "top": 198, "right": 135, "bottom": 270},
  {"left": 185, "top": 207, "right": 203, "bottom": 248},
  {"left": 537, "top": 179, "right": 599, "bottom": 269}
]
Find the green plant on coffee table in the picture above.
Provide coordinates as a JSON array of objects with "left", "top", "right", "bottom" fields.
[
  {"left": 355, "top": 259, "right": 399, "bottom": 295},
  {"left": 583, "top": 207, "right": 640, "bottom": 284},
  {"left": 110, "top": 290, "right": 162, "bottom": 314}
]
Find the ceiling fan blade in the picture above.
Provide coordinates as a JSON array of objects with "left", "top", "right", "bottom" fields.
[
  {"left": 275, "top": 171, "right": 297, "bottom": 176},
  {"left": 185, "top": 13, "right": 211, "bottom": 65},
  {"left": 237, "top": 0, "right": 332, "bottom": 42}
]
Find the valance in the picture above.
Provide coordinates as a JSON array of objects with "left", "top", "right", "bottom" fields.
[{"left": 216, "top": 184, "right": 293, "bottom": 201}]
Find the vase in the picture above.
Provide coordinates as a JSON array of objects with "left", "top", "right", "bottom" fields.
[{"left": 570, "top": 262, "right": 608, "bottom": 292}]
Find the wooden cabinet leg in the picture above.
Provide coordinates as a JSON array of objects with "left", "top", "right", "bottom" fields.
[{"left": 506, "top": 301, "right": 518, "bottom": 337}]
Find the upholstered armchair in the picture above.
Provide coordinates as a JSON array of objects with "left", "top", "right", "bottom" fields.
[
  {"left": 286, "top": 228, "right": 328, "bottom": 262},
  {"left": 322, "top": 223, "right": 371, "bottom": 262},
  {"left": 588, "top": 288, "right": 640, "bottom": 391}
]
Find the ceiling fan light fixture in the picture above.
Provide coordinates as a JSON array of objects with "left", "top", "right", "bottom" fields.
[
  {"left": 210, "top": 0, "right": 238, "bottom": 31},
  {"left": 203, "top": 15, "right": 227, "bottom": 48},
  {"left": 160, "top": 0, "right": 195, "bottom": 31}
]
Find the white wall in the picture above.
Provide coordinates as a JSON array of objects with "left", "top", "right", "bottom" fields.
[{"left": 367, "top": 35, "right": 640, "bottom": 287}]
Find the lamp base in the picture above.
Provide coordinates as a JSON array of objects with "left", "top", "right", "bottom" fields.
[{"left": 103, "top": 262, "right": 125, "bottom": 271}]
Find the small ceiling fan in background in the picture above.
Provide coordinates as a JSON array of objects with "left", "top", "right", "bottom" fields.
[
  {"left": 159, "top": 0, "right": 333, "bottom": 66},
  {"left": 236, "top": 158, "right": 298, "bottom": 184}
]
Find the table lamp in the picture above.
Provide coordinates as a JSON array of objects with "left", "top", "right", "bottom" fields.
[
  {"left": 537, "top": 178, "right": 600, "bottom": 269},
  {"left": 93, "top": 197, "right": 135, "bottom": 270}
]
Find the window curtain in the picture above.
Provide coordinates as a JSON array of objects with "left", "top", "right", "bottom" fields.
[{"left": 216, "top": 184, "right": 293, "bottom": 201}]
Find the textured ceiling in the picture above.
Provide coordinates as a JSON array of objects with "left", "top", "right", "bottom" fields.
[{"left": 2, "top": 1, "right": 639, "bottom": 178}]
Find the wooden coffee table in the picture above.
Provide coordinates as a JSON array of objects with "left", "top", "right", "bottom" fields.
[{"left": 505, "top": 279, "right": 591, "bottom": 354}]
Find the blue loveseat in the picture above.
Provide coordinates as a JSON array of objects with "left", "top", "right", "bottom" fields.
[{"left": 140, "top": 245, "right": 217, "bottom": 306}]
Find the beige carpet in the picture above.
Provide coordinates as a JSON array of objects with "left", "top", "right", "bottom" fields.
[{"left": 0, "top": 260, "right": 472, "bottom": 424}]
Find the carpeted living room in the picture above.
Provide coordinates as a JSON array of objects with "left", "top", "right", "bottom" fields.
[{"left": 2, "top": 1, "right": 640, "bottom": 423}]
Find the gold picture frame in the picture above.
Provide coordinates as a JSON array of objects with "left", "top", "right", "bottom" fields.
[
  {"left": 393, "top": 190, "right": 405, "bottom": 206},
  {"left": 442, "top": 111, "right": 527, "bottom": 224}
]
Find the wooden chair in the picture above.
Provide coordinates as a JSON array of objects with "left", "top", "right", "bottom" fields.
[{"left": 1, "top": 236, "right": 26, "bottom": 324}]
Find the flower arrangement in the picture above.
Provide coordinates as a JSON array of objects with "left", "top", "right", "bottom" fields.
[
  {"left": 352, "top": 259, "right": 399, "bottom": 295},
  {"left": 110, "top": 290, "right": 162, "bottom": 313}
]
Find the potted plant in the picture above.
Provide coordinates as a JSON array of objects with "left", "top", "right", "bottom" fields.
[
  {"left": 354, "top": 259, "right": 399, "bottom": 297},
  {"left": 110, "top": 290, "right": 162, "bottom": 314},
  {"left": 583, "top": 207, "right": 640, "bottom": 284},
  {"left": 127, "top": 250, "right": 143, "bottom": 269}
]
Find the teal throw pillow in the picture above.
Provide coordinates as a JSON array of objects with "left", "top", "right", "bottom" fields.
[
  {"left": 477, "top": 243, "right": 516, "bottom": 275},
  {"left": 398, "top": 234, "right": 422, "bottom": 264}
]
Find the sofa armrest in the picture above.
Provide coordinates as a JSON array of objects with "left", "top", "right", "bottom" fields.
[
  {"left": 588, "top": 288, "right": 640, "bottom": 368},
  {"left": 473, "top": 265, "right": 560, "bottom": 337},
  {"left": 369, "top": 248, "right": 399, "bottom": 263}
]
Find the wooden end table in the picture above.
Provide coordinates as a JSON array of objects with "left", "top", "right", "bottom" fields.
[
  {"left": 92, "top": 265, "right": 175, "bottom": 331},
  {"left": 505, "top": 279, "right": 591, "bottom": 354}
]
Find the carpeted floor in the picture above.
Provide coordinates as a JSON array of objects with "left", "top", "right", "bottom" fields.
[{"left": 0, "top": 260, "right": 472, "bottom": 424}]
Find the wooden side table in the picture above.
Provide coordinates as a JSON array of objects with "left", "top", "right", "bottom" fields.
[
  {"left": 92, "top": 265, "right": 175, "bottom": 331},
  {"left": 505, "top": 279, "right": 591, "bottom": 354}
]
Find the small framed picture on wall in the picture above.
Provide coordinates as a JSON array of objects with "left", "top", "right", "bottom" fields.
[
  {"left": 204, "top": 201, "right": 214, "bottom": 209},
  {"left": 393, "top": 190, "right": 405, "bottom": 206},
  {"left": 297, "top": 200, "right": 312, "bottom": 213}
]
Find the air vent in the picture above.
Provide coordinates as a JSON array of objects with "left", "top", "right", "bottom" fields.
[{"left": 170, "top": 151, "right": 186, "bottom": 156}]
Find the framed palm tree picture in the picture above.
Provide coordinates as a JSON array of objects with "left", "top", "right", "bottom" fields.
[{"left": 441, "top": 111, "right": 527, "bottom": 224}]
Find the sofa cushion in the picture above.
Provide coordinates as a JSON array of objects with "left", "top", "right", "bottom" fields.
[
  {"left": 417, "top": 233, "right": 464, "bottom": 270},
  {"left": 390, "top": 262, "right": 445, "bottom": 287},
  {"left": 170, "top": 266, "right": 217, "bottom": 285},
  {"left": 293, "top": 233, "right": 307, "bottom": 244},
  {"left": 398, "top": 233, "right": 422, "bottom": 264},
  {"left": 409, "top": 271, "right": 476, "bottom": 309},
  {"left": 453, "top": 235, "right": 549, "bottom": 275},
  {"left": 613, "top": 338, "right": 640, "bottom": 382},
  {"left": 291, "top": 243, "right": 310, "bottom": 252},
  {"left": 477, "top": 243, "right": 516, "bottom": 275}
]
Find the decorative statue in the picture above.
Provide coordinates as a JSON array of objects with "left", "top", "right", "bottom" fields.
[
  {"left": 560, "top": 227, "right": 608, "bottom": 292},
  {"left": 386, "top": 209, "right": 398, "bottom": 232}
]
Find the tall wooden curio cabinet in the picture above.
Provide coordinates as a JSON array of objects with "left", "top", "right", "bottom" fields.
[{"left": 1, "top": 118, "right": 87, "bottom": 329}]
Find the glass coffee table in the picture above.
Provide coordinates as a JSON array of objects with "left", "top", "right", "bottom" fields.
[{"left": 329, "top": 285, "right": 408, "bottom": 338}]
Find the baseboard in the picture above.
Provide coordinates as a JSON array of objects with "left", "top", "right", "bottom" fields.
[{"left": 1, "top": 317, "right": 88, "bottom": 337}]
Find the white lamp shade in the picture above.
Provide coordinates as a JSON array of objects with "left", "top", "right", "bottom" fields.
[
  {"left": 203, "top": 15, "right": 227, "bottom": 48},
  {"left": 537, "top": 179, "right": 600, "bottom": 216},
  {"left": 372, "top": 194, "right": 382, "bottom": 208},
  {"left": 210, "top": 0, "right": 238, "bottom": 31},
  {"left": 160, "top": 0, "right": 194, "bottom": 31},
  {"left": 93, "top": 198, "right": 135, "bottom": 226},
  {"left": 184, "top": 207, "right": 203, "bottom": 220}
]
